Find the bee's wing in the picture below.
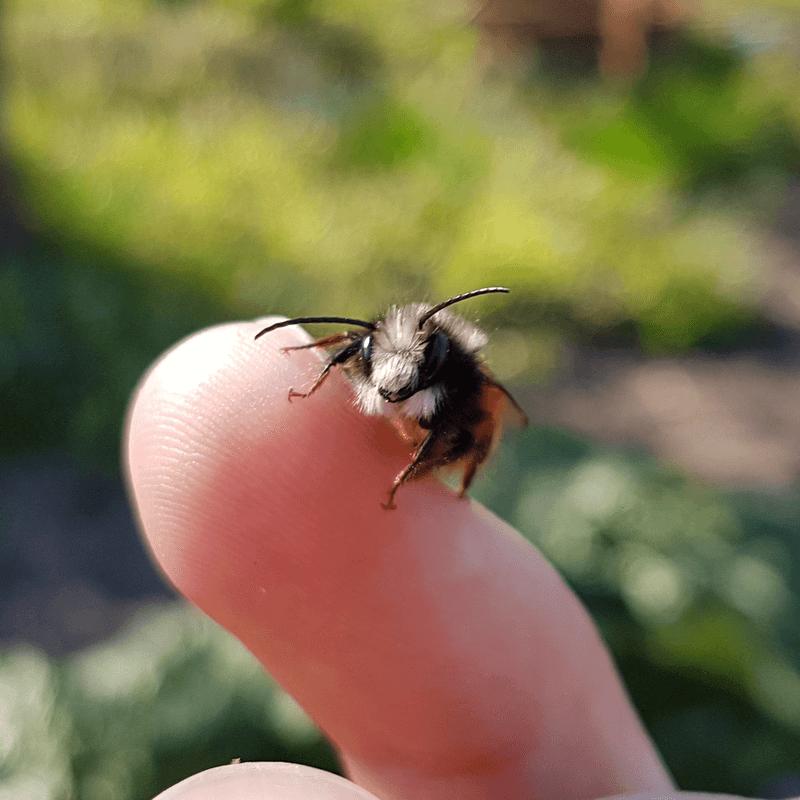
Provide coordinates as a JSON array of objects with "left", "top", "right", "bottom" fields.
[{"left": 479, "top": 365, "right": 529, "bottom": 429}]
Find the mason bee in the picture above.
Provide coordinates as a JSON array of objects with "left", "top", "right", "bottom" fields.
[{"left": 255, "top": 287, "right": 527, "bottom": 509}]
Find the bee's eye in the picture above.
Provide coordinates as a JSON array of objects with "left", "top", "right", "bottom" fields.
[
  {"left": 419, "top": 331, "right": 449, "bottom": 387},
  {"left": 360, "top": 334, "right": 374, "bottom": 364}
]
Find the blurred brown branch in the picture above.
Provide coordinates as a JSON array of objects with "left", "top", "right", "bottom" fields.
[{"left": 473, "top": 0, "right": 693, "bottom": 76}]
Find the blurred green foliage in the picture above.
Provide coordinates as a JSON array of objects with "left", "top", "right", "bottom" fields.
[
  {"left": 3, "top": 0, "right": 800, "bottom": 796},
  {"left": 555, "top": 35, "right": 800, "bottom": 194},
  {"left": 476, "top": 433, "right": 800, "bottom": 795},
  {"left": 0, "top": 249, "right": 225, "bottom": 468},
  {"left": 2, "top": 432, "right": 800, "bottom": 798},
  {"left": 0, "top": 606, "right": 339, "bottom": 800},
  {"left": 7, "top": 0, "right": 800, "bottom": 354}
]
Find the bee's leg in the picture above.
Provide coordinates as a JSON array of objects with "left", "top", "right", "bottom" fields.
[
  {"left": 281, "top": 333, "right": 354, "bottom": 354},
  {"left": 382, "top": 430, "right": 439, "bottom": 510},
  {"left": 457, "top": 439, "right": 492, "bottom": 497},
  {"left": 286, "top": 339, "right": 360, "bottom": 401},
  {"left": 287, "top": 361, "right": 335, "bottom": 400},
  {"left": 439, "top": 427, "right": 487, "bottom": 499}
]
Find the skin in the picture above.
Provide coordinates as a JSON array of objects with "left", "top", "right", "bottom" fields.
[{"left": 125, "top": 319, "right": 765, "bottom": 800}]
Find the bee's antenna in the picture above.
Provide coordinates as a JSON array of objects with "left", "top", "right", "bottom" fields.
[
  {"left": 255, "top": 316, "right": 377, "bottom": 340},
  {"left": 418, "top": 287, "right": 510, "bottom": 328}
]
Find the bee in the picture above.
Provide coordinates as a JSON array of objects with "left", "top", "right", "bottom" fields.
[{"left": 255, "top": 287, "right": 527, "bottom": 509}]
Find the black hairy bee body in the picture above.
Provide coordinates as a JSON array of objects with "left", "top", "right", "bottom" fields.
[{"left": 255, "top": 287, "right": 527, "bottom": 509}]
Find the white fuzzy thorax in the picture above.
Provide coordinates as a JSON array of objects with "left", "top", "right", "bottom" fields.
[
  {"left": 351, "top": 380, "right": 385, "bottom": 416},
  {"left": 350, "top": 381, "right": 441, "bottom": 419}
]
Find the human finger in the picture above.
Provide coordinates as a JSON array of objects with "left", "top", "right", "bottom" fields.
[
  {"left": 125, "top": 320, "right": 673, "bottom": 800},
  {"left": 152, "top": 762, "right": 380, "bottom": 800}
]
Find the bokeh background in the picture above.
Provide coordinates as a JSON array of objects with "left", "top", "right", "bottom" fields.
[{"left": 3, "top": 0, "right": 800, "bottom": 797}]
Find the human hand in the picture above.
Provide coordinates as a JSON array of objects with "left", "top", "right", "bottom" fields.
[
  {"left": 473, "top": 0, "right": 692, "bottom": 77},
  {"left": 126, "top": 319, "right": 672, "bottom": 800}
]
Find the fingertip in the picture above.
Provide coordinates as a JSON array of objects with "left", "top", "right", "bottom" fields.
[
  {"left": 123, "top": 316, "right": 460, "bottom": 606},
  {"left": 123, "top": 317, "right": 487, "bottom": 782},
  {"left": 153, "top": 762, "right": 380, "bottom": 800}
]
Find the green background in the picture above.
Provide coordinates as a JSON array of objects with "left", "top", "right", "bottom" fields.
[{"left": 2, "top": 0, "right": 800, "bottom": 797}]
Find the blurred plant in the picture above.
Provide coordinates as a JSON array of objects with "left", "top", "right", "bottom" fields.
[
  {"left": 7, "top": 0, "right": 800, "bottom": 362},
  {"left": 554, "top": 34, "right": 800, "bottom": 198},
  {"left": 474, "top": 427, "right": 800, "bottom": 795},
  {"left": 2, "top": 432, "right": 799, "bottom": 798},
  {"left": 4, "top": 0, "right": 800, "bottom": 796},
  {"left": 0, "top": 248, "right": 225, "bottom": 468},
  {"left": 0, "top": 605, "right": 338, "bottom": 800}
]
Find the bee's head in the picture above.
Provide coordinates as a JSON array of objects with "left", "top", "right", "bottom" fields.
[
  {"left": 253, "top": 287, "right": 508, "bottom": 416},
  {"left": 360, "top": 306, "right": 450, "bottom": 403}
]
